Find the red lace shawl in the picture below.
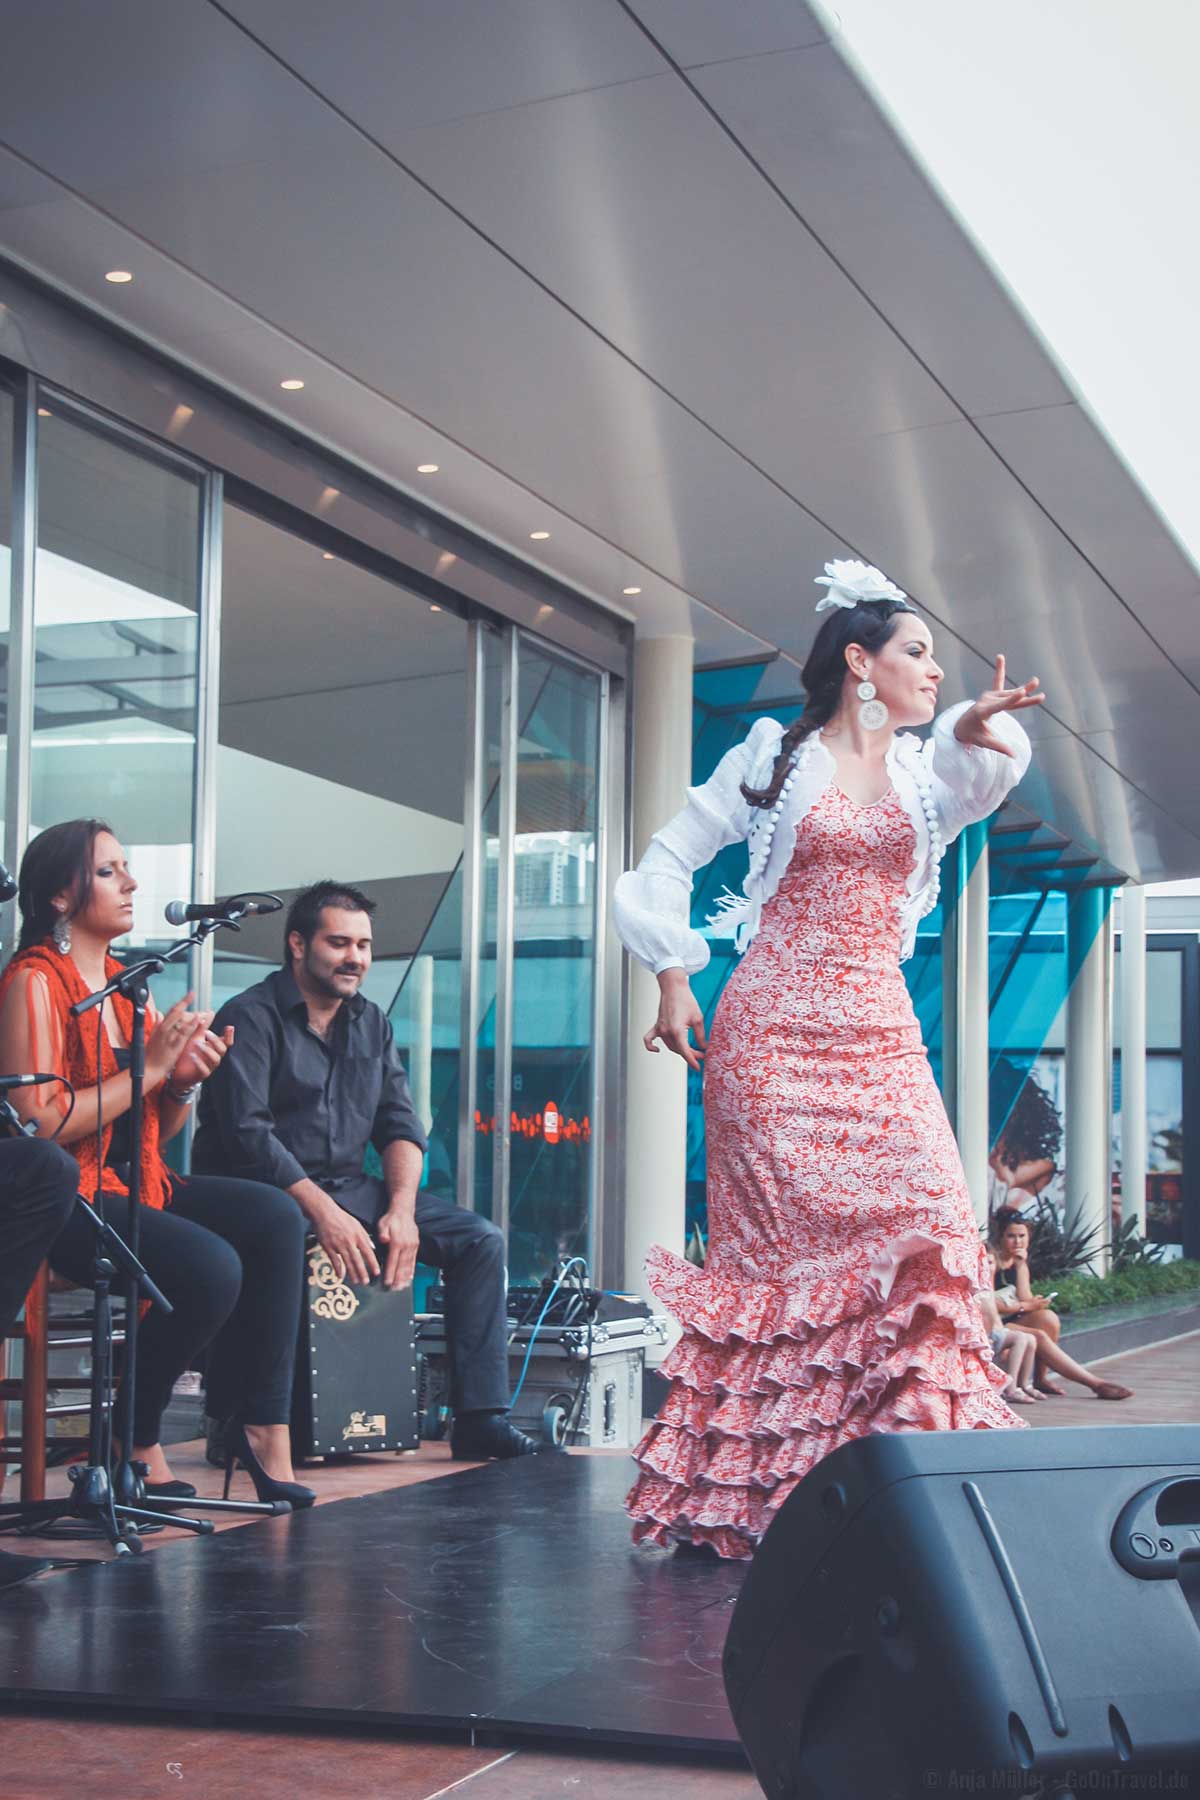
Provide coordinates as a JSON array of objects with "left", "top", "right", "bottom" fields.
[{"left": 0, "top": 942, "right": 170, "bottom": 1210}]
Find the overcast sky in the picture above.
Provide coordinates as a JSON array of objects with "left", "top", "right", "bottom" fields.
[{"left": 816, "top": 0, "right": 1200, "bottom": 574}]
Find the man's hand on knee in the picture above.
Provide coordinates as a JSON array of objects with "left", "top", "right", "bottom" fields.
[{"left": 377, "top": 1204, "right": 420, "bottom": 1291}]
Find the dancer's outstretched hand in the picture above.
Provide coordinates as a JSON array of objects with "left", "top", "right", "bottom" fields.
[
  {"left": 955, "top": 655, "right": 1045, "bottom": 757},
  {"left": 645, "top": 969, "right": 707, "bottom": 1071}
]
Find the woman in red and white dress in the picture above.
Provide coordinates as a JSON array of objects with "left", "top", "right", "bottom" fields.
[{"left": 613, "top": 561, "right": 1046, "bottom": 1560}]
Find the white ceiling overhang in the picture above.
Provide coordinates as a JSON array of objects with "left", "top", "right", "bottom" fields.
[{"left": 1, "top": 0, "right": 1197, "bottom": 881}]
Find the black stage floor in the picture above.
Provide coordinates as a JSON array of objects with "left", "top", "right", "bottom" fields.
[{"left": 0, "top": 1455, "right": 746, "bottom": 1755}]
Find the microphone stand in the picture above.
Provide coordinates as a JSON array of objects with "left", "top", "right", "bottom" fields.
[
  {"left": 0, "top": 1089, "right": 187, "bottom": 1552},
  {"left": 0, "top": 905, "right": 288, "bottom": 1549}
]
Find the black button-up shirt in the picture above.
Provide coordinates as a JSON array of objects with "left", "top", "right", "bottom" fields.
[{"left": 192, "top": 967, "right": 426, "bottom": 1224}]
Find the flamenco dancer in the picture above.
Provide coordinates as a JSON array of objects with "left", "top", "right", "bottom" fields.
[{"left": 613, "top": 561, "right": 1045, "bottom": 1559}]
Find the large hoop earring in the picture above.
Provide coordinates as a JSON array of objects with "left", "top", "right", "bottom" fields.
[
  {"left": 52, "top": 909, "right": 71, "bottom": 956},
  {"left": 857, "top": 679, "right": 889, "bottom": 732}
]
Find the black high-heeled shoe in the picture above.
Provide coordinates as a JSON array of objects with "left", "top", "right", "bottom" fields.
[
  {"left": 144, "top": 1479, "right": 198, "bottom": 1500},
  {"left": 223, "top": 1422, "right": 316, "bottom": 1510}
]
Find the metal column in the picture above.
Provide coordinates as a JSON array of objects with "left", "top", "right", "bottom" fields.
[
  {"left": 490, "top": 626, "right": 519, "bottom": 1244},
  {"left": 1118, "top": 884, "right": 1147, "bottom": 1238},
  {"left": 456, "top": 621, "right": 485, "bottom": 1211},
  {"left": 3, "top": 377, "right": 37, "bottom": 955},
  {"left": 190, "top": 470, "right": 223, "bottom": 1017}
]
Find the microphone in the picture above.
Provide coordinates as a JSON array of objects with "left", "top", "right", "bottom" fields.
[
  {"left": 164, "top": 895, "right": 283, "bottom": 926},
  {"left": 0, "top": 1073, "right": 62, "bottom": 1090},
  {"left": 0, "top": 860, "right": 17, "bottom": 904}
]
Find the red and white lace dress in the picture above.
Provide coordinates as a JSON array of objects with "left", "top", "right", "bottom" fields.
[{"left": 628, "top": 781, "right": 1020, "bottom": 1560}]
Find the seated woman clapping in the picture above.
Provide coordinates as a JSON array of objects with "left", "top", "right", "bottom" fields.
[{"left": 0, "top": 819, "right": 314, "bottom": 1506}]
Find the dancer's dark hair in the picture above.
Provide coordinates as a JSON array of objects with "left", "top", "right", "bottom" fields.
[
  {"left": 741, "top": 598, "right": 916, "bottom": 809},
  {"left": 16, "top": 818, "right": 113, "bottom": 951}
]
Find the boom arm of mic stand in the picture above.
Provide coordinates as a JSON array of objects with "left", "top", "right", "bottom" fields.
[{"left": 69, "top": 911, "right": 242, "bottom": 1019}]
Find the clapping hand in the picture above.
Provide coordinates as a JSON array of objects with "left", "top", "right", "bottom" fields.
[
  {"left": 954, "top": 655, "right": 1045, "bottom": 757},
  {"left": 170, "top": 1018, "right": 235, "bottom": 1089}
]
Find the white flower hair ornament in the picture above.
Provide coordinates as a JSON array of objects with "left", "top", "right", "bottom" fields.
[{"left": 814, "top": 559, "right": 910, "bottom": 614}]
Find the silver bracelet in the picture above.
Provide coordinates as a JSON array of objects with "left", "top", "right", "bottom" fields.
[{"left": 165, "top": 1081, "right": 198, "bottom": 1106}]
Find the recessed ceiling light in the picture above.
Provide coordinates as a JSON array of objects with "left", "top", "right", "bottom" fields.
[
  {"left": 280, "top": 378, "right": 305, "bottom": 391},
  {"left": 417, "top": 463, "right": 439, "bottom": 474},
  {"left": 530, "top": 530, "right": 551, "bottom": 541},
  {"left": 37, "top": 407, "right": 52, "bottom": 418},
  {"left": 104, "top": 269, "right": 133, "bottom": 284},
  {"left": 622, "top": 586, "right": 642, "bottom": 596},
  {"left": 430, "top": 604, "right": 442, "bottom": 613},
  {"left": 322, "top": 552, "right": 336, "bottom": 561}
]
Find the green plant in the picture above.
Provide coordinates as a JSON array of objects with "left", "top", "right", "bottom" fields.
[
  {"left": 1025, "top": 1195, "right": 1108, "bottom": 1281},
  {"left": 1050, "top": 1259, "right": 1200, "bottom": 1315},
  {"left": 1110, "top": 1212, "right": 1166, "bottom": 1272}
]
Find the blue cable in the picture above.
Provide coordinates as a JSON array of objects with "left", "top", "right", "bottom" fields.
[{"left": 509, "top": 1257, "right": 590, "bottom": 1410}]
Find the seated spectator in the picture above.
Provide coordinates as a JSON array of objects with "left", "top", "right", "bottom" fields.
[
  {"left": 1004, "top": 1315, "right": 1133, "bottom": 1401},
  {"left": 980, "top": 1271, "right": 1132, "bottom": 1402},
  {"left": 989, "top": 1211, "right": 1065, "bottom": 1393},
  {"left": 977, "top": 1289, "right": 1040, "bottom": 1405}
]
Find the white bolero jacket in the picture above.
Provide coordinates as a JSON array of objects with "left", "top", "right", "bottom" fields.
[{"left": 613, "top": 701, "right": 1031, "bottom": 976}]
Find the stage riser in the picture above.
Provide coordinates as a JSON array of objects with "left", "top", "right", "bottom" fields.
[{"left": 0, "top": 1455, "right": 744, "bottom": 1755}]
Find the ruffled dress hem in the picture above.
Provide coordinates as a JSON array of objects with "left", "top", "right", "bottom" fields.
[{"left": 627, "top": 1231, "right": 1023, "bottom": 1561}]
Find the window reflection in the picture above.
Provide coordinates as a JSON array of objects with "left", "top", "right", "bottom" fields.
[
  {"left": 30, "top": 409, "right": 201, "bottom": 950},
  {"left": 215, "top": 503, "right": 468, "bottom": 1206},
  {"left": 506, "top": 647, "right": 601, "bottom": 1283},
  {"left": 0, "top": 385, "right": 13, "bottom": 881}
]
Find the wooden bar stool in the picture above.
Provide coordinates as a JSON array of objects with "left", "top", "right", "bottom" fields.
[{"left": 0, "top": 1265, "right": 118, "bottom": 1501}]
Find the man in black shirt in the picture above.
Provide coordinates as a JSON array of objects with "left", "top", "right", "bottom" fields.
[{"left": 193, "top": 880, "right": 539, "bottom": 1460}]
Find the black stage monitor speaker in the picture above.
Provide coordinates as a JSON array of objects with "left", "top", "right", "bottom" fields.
[
  {"left": 291, "top": 1242, "right": 419, "bottom": 1459},
  {"left": 723, "top": 1425, "right": 1200, "bottom": 1799}
]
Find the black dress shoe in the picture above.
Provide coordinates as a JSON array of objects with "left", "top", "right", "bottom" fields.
[
  {"left": 450, "top": 1415, "right": 545, "bottom": 1461},
  {"left": 0, "top": 1548, "right": 53, "bottom": 1591},
  {"left": 144, "top": 1479, "right": 198, "bottom": 1500}
]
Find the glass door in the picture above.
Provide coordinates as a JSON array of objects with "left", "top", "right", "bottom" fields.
[{"left": 444, "top": 626, "right": 606, "bottom": 1282}]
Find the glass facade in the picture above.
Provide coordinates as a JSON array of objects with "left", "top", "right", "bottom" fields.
[
  {"left": 0, "top": 385, "right": 12, "bottom": 848},
  {"left": 31, "top": 406, "right": 202, "bottom": 963},
  {"left": 1113, "top": 936, "right": 1194, "bottom": 1255},
  {"left": 0, "top": 366, "right": 621, "bottom": 1287},
  {"left": 507, "top": 644, "right": 602, "bottom": 1282}
]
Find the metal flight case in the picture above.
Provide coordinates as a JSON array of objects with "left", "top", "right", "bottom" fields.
[{"left": 415, "top": 1283, "right": 669, "bottom": 1449}]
